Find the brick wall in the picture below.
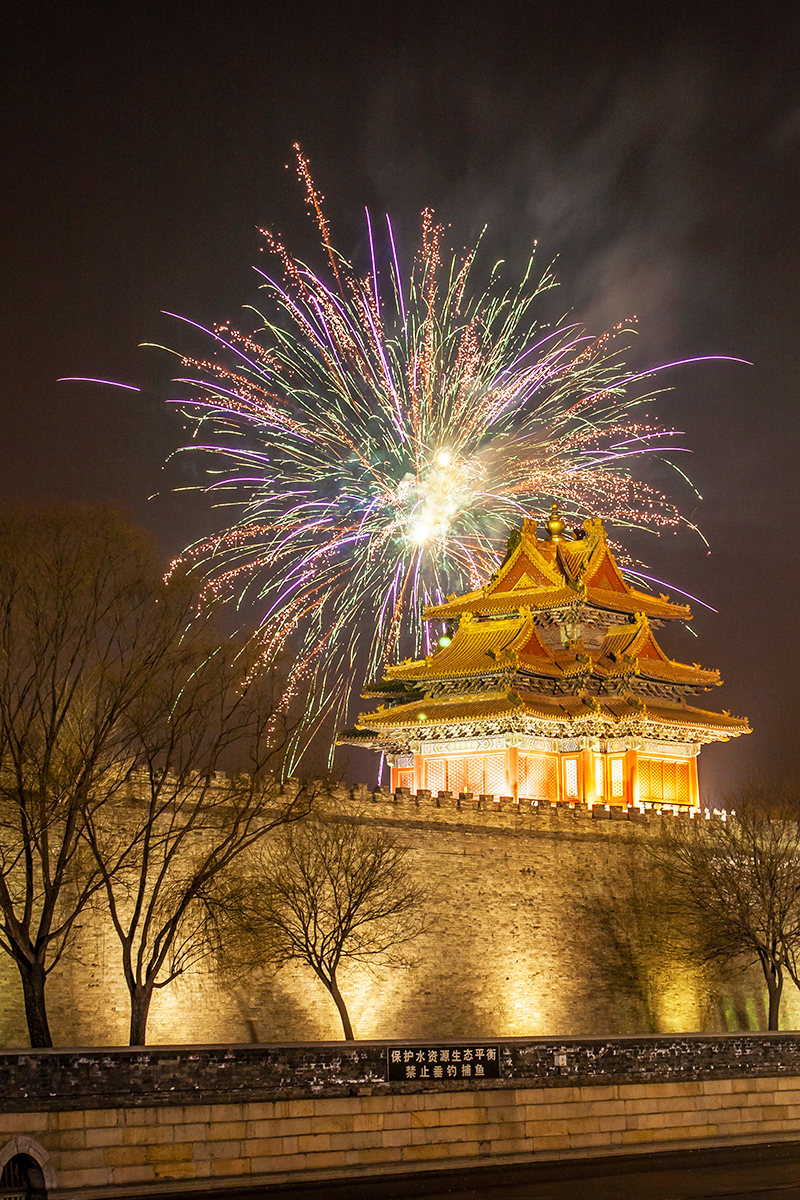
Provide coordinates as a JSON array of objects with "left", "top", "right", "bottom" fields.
[
  {"left": 3, "top": 1038, "right": 800, "bottom": 1195},
  {"left": 0, "top": 793, "right": 795, "bottom": 1049}
]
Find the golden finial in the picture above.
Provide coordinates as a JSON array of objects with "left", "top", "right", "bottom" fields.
[{"left": 544, "top": 501, "right": 567, "bottom": 542}]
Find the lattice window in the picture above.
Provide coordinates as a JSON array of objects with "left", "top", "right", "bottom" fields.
[
  {"left": 564, "top": 758, "right": 579, "bottom": 800},
  {"left": 484, "top": 753, "right": 506, "bottom": 797},
  {"left": 594, "top": 757, "right": 605, "bottom": 801},
  {"left": 518, "top": 754, "right": 529, "bottom": 798},
  {"left": 518, "top": 754, "right": 557, "bottom": 801},
  {"left": 467, "top": 756, "right": 484, "bottom": 795},
  {"left": 425, "top": 758, "right": 446, "bottom": 794},
  {"left": 610, "top": 758, "right": 624, "bottom": 800},
  {"left": 639, "top": 757, "right": 691, "bottom": 805},
  {"left": 397, "top": 769, "right": 414, "bottom": 791},
  {"left": 447, "top": 757, "right": 467, "bottom": 795},
  {"left": 542, "top": 756, "right": 558, "bottom": 800},
  {"left": 662, "top": 758, "right": 677, "bottom": 802}
]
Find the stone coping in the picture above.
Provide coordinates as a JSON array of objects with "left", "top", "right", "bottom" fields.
[
  {"left": 358, "top": 788, "right": 700, "bottom": 820},
  {"left": 1, "top": 1033, "right": 798, "bottom": 1112}
]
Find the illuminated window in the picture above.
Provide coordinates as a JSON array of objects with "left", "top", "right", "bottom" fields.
[
  {"left": 663, "top": 759, "right": 677, "bottom": 802},
  {"left": 610, "top": 758, "right": 624, "bottom": 799},
  {"left": 541, "top": 756, "right": 558, "bottom": 799},
  {"left": 518, "top": 754, "right": 557, "bottom": 801},
  {"left": 564, "top": 758, "right": 579, "bottom": 800},
  {"left": 465, "top": 756, "right": 483, "bottom": 795},
  {"left": 397, "top": 769, "right": 414, "bottom": 790},
  {"left": 484, "top": 753, "right": 506, "bottom": 796},
  {"left": 447, "top": 757, "right": 467, "bottom": 795},
  {"left": 594, "top": 757, "right": 605, "bottom": 800},
  {"left": 425, "top": 758, "right": 446, "bottom": 793},
  {"left": 639, "top": 758, "right": 690, "bottom": 805}
]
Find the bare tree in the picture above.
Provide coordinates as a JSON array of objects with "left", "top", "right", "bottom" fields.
[
  {"left": 0, "top": 506, "right": 196, "bottom": 1046},
  {"left": 655, "top": 782, "right": 800, "bottom": 1030},
  {"left": 82, "top": 647, "right": 321, "bottom": 1045},
  {"left": 214, "top": 809, "right": 427, "bottom": 1039}
]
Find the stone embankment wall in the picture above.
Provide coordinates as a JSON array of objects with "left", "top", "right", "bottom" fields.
[
  {"left": 3, "top": 1036, "right": 800, "bottom": 1195},
  {"left": 0, "top": 789, "right": 793, "bottom": 1048}
]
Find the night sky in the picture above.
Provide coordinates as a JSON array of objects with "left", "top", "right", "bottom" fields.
[{"left": 3, "top": 3, "right": 799, "bottom": 797}]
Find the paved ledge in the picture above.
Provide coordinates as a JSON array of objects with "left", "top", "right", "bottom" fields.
[
  {"left": 3, "top": 1060, "right": 800, "bottom": 1197},
  {"left": 2, "top": 1033, "right": 800, "bottom": 1112}
]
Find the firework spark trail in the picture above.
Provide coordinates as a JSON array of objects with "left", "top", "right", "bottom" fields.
[{"left": 161, "top": 149, "right": 743, "bottom": 771}]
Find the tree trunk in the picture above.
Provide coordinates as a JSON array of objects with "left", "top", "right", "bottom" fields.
[
  {"left": 129, "top": 983, "right": 154, "bottom": 1046},
  {"left": 326, "top": 973, "right": 354, "bottom": 1040},
  {"left": 18, "top": 960, "right": 53, "bottom": 1048},
  {"left": 767, "top": 972, "right": 783, "bottom": 1031}
]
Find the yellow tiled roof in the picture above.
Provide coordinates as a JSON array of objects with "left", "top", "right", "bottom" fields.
[
  {"left": 423, "top": 516, "right": 689, "bottom": 623},
  {"left": 425, "top": 584, "right": 582, "bottom": 620},
  {"left": 385, "top": 612, "right": 579, "bottom": 683},
  {"left": 629, "top": 700, "right": 751, "bottom": 735},
  {"left": 366, "top": 692, "right": 508, "bottom": 726},
  {"left": 359, "top": 689, "right": 562, "bottom": 729},
  {"left": 383, "top": 608, "right": 714, "bottom": 691},
  {"left": 594, "top": 616, "right": 720, "bottom": 687},
  {"left": 586, "top": 586, "right": 689, "bottom": 621},
  {"left": 357, "top": 689, "right": 750, "bottom": 740},
  {"left": 385, "top": 617, "right": 527, "bottom": 681}
]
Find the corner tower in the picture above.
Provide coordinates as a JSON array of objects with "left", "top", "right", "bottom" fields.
[{"left": 340, "top": 507, "right": 750, "bottom": 809}]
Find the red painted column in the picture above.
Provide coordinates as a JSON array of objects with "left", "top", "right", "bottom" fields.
[
  {"left": 580, "top": 747, "right": 593, "bottom": 806},
  {"left": 626, "top": 748, "right": 640, "bottom": 807},
  {"left": 506, "top": 746, "right": 519, "bottom": 800},
  {"left": 690, "top": 753, "right": 700, "bottom": 808}
]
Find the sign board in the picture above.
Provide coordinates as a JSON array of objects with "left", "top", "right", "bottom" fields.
[{"left": 386, "top": 1044, "right": 501, "bottom": 1082}]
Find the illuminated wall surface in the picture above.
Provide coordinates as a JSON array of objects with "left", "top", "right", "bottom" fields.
[{"left": 0, "top": 793, "right": 793, "bottom": 1049}]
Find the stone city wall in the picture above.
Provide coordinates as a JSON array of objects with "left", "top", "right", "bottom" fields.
[
  {"left": 0, "top": 789, "right": 794, "bottom": 1049},
  {"left": 3, "top": 1036, "right": 800, "bottom": 1195}
]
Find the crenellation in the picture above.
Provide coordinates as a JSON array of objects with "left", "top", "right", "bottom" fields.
[{"left": 361, "top": 784, "right": 727, "bottom": 825}]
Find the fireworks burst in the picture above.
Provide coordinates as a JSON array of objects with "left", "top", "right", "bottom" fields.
[{"left": 159, "top": 147, "right": 732, "bottom": 770}]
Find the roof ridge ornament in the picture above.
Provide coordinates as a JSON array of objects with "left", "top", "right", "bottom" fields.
[
  {"left": 501, "top": 526, "right": 522, "bottom": 565},
  {"left": 544, "top": 500, "right": 567, "bottom": 542},
  {"left": 583, "top": 516, "right": 607, "bottom": 542}
]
